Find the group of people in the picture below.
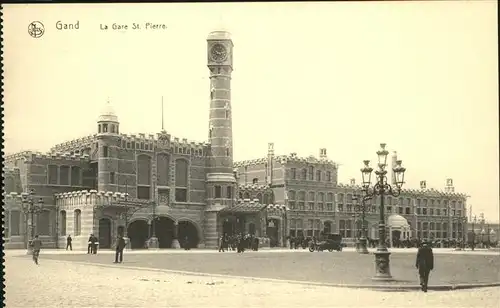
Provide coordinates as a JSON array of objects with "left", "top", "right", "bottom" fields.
[{"left": 218, "top": 233, "right": 260, "bottom": 253}]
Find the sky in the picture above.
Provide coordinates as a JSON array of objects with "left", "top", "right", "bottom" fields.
[{"left": 3, "top": 2, "right": 499, "bottom": 222}]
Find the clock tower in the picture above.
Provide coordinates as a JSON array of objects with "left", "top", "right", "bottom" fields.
[
  {"left": 205, "top": 31, "right": 236, "bottom": 247},
  {"left": 206, "top": 30, "right": 235, "bottom": 205}
]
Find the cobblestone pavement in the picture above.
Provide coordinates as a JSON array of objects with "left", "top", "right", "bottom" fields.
[
  {"left": 4, "top": 256, "right": 500, "bottom": 308},
  {"left": 34, "top": 248, "right": 500, "bottom": 287}
]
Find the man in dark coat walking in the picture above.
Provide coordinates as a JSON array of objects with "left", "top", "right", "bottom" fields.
[
  {"left": 416, "top": 241, "right": 434, "bottom": 292},
  {"left": 66, "top": 235, "right": 73, "bottom": 250},
  {"left": 87, "top": 234, "right": 94, "bottom": 254},
  {"left": 114, "top": 236, "right": 126, "bottom": 263}
]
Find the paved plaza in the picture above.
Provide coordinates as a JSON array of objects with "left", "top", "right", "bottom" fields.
[
  {"left": 31, "top": 248, "right": 500, "bottom": 289},
  {"left": 4, "top": 250, "right": 500, "bottom": 308}
]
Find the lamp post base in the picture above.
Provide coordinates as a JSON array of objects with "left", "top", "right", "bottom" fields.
[
  {"left": 372, "top": 250, "right": 393, "bottom": 281},
  {"left": 148, "top": 237, "right": 159, "bottom": 249},
  {"left": 357, "top": 237, "right": 369, "bottom": 254},
  {"left": 171, "top": 238, "right": 181, "bottom": 249}
]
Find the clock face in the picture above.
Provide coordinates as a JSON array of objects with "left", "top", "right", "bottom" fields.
[{"left": 210, "top": 43, "right": 228, "bottom": 62}]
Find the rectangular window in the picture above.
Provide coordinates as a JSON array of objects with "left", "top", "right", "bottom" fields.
[
  {"left": 103, "top": 146, "right": 109, "bottom": 157},
  {"left": 326, "top": 171, "right": 331, "bottom": 182},
  {"left": 137, "top": 186, "right": 151, "bottom": 200},
  {"left": 48, "top": 165, "right": 58, "bottom": 185},
  {"left": 326, "top": 203, "right": 333, "bottom": 211},
  {"left": 226, "top": 186, "right": 232, "bottom": 199},
  {"left": 316, "top": 170, "right": 321, "bottom": 181},
  {"left": 288, "top": 201, "right": 296, "bottom": 210},
  {"left": 215, "top": 185, "right": 222, "bottom": 198},
  {"left": 422, "top": 208, "right": 427, "bottom": 215},
  {"left": 290, "top": 168, "right": 296, "bottom": 180},
  {"left": 110, "top": 172, "right": 115, "bottom": 184},
  {"left": 175, "top": 188, "right": 187, "bottom": 202},
  {"left": 59, "top": 166, "right": 70, "bottom": 185}
]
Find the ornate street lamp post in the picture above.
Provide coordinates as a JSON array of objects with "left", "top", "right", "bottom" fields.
[
  {"left": 352, "top": 193, "right": 371, "bottom": 254},
  {"left": 360, "top": 143, "right": 406, "bottom": 281},
  {"left": 21, "top": 189, "right": 45, "bottom": 255}
]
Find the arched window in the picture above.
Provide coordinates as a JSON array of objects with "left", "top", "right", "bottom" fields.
[
  {"left": 298, "top": 191, "right": 306, "bottom": 210},
  {"left": 323, "top": 221, "right": 332, "bottom": 234},
  {"left": 252, "top": 178, "right": 258, "bottom": 184},
  {"left": 288, "top": 190, "right": 296, "bottom": 210},
  {"left": 60, "top": 210, "right": 67, "bottom": 236},
  {"left": 37, "top": 210, "right": 51, "bottom": 235},
  {"left": 156, "top": 153, "right": 170, "bottom": 186},
  {"left": 256, "top": 193, "right": 263, "bottom": 203},
  {"left": 238, "top": 192, "right": 243, "bottom": 199},
  {"left": 74, "top": 209, "right": 82, "bottom": 236},
  {"left": 175, "top": 159, "right": 189, "bottom": 202},
  {"left": 263, "top": 193, "right": 269, "bottom": 205},
  {"left": 243, "top": 192, "right": 250, "bottom": 199},
  {"left": 326, "top": 193, "right": 334, "bottom": 211},
  {"left": 137, "top": 155, "right": 152, "bottom": 199},
  {"left": 316, "top": 170, "right": 321, "bottom": 181},
  {"left": 308, "top": 191, "right": 315, "bottom": 210},
  {"left": 317, "top": 192, "right": 324, "bottom": 211}
]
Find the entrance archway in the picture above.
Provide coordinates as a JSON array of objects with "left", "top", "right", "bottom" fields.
[
  {"left": 178, "top": 220, "right": 200, "bottom": 248},
  {"left": 98, "top": 218, "right": 112, "bottom": 248},
  {"left": 128, "top": 220, "right": 149, "bottom": 249},
  {"left": 222, "top": 219, "right": 236, "bottom": 236},
  {"left": 266, "top": 219, "right": 280, "bottom": 247},
  {"left": 155, "top": 216, "right": 175, "bottom": 248}
]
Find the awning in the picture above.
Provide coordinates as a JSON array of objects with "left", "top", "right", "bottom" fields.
[{"left": 219, "top": 204, "right": 267, "bottom": 214}]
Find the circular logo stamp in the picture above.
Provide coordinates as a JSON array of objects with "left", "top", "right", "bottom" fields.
[{"left": 28, "top": 21, "right": 45, "bottom": 38}]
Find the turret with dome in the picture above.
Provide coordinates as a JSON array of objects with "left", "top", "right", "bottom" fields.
[{"left": 97, "top": 99, "right": 120, "bottom": 135}]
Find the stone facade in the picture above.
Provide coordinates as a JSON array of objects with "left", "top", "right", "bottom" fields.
[{"left": 2, "top": 30, "right": 469, "bottom": 250}]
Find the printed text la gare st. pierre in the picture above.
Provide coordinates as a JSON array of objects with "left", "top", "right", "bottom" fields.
[{"left": 100, "top": 23, "right": 167, "bottom": 31}]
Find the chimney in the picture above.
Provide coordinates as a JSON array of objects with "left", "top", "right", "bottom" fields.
[
  {"left": 420, "top": 180, "right": 427, "bottom": 190},
  {"left": 319, "top": 148, "right": 327, "bottom": 159},
  {"left": 391, "top": 151, "right": 398, "bottom": 185}
]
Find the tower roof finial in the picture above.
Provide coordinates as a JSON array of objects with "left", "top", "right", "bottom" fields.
[{"left": 98, "top": 97, "right": 118, "bottom": 123}]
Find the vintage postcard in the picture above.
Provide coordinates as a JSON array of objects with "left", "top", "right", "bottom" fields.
[{"left": 2, "top": 2, "right": 499, "bottom": 307}]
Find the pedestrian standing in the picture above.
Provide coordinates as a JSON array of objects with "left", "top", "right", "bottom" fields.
[
  {"left": 92, "top": 235, "right": 99, "bottom": 254},
  {"left": 416, "top": 241, "right": 434, "bottom": 292},
  {"left": 114, "top": 236, "right": 126, "bottom": 263},
  {"left": 66, "top": 235, "right": 73, "bottom": 250},
  {"left": 87, "top": 234, "right": 94, "bottom": 254},
  {"left": 31, "top": 235, "right": 43, "bottom": 265}
]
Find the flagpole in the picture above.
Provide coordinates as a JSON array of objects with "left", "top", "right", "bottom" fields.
[{"left": 161, "top": 96, "right": 164, "bottom": 131}]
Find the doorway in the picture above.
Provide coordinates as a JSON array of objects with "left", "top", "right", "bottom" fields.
[
  {"left": 128, "top": 220, "right": 149, "bottom": 249},
  {"left": 98, "top": 218, "right": 112, "bottom": 248}
]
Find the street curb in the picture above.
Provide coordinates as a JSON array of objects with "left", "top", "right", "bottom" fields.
[{"left": 43, "top": 259, "right": 500, "bottom": 292}]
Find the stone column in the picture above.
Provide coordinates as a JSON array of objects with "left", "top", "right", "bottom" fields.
[
  {"left": 204, "top": 211, "right": 219, "bottom": 249},
  {"left": 171, "top": 221, "right": 180, "bottom": 248}
]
